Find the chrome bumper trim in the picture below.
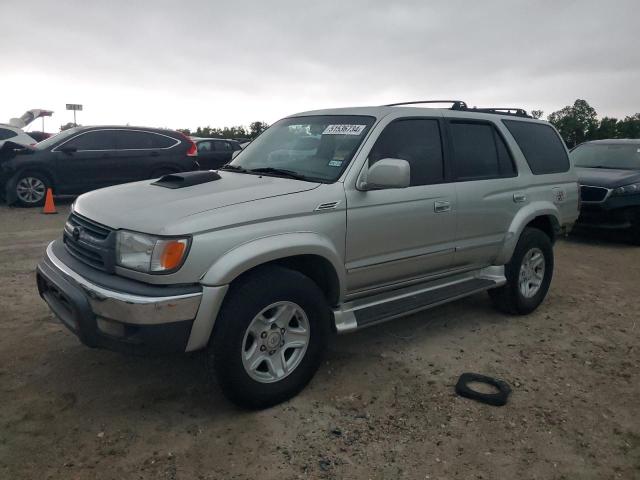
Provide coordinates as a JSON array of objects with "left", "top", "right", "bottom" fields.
[{"left": 45, "top": 242, "right": 202, "bottom": 325}]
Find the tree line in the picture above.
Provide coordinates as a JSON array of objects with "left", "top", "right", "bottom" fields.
[
  {"left": 177, "top": 121, "right": 269, "bottom": 140},
  {"left": 541, "top": 99, "right": 640, "bottom": 148}
]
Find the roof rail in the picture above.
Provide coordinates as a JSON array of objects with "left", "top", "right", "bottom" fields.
[
  {"left": 384, "top": 100, "right": 468, "bottom": 109},
  {"left": 384, "top": 100, "right": 532, "bottom": 118},
  {"left": 462, "top": 107, "right": 531, "bottom": 118}
]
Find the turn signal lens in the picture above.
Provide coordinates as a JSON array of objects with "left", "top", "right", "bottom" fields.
[
  {"left": 151, "top": 239, "right": 189, "bottom": 272},
  {"left": 116, "top": 230, "right": 190, "bottom": 273}
]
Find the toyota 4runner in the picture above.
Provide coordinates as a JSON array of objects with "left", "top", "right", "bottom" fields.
[{"left": 36, "top": 101, "right": 580, "bottom": 408}]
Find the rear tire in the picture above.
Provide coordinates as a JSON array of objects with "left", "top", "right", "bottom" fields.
[
  {"left": 489, "top": 227, "right": 554, "bottom": 315},
  {"left": 206, "top": 265, "right": 330, "bottom": 409},
  {"left": 12, "top": 172, "right": 51, "bottom": 207}
]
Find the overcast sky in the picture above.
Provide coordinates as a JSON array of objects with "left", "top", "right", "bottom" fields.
[{"left": 1, "top": 0, "right": 638, "bottom": 132}]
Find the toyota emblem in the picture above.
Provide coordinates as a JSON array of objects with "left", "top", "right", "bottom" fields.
[{"left": 72, "top": 226, "right": 82, "bottom": 241}]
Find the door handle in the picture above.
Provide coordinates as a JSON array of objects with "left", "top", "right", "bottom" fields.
[
  {"left": 151, "top": 151, "right": 160, "bottom": 157},
  {"left": 513, "top": 193, "right": 527, "bottom": 203},
  {"left": 434, "top": 200, "right": 451, "bottom": 213}
]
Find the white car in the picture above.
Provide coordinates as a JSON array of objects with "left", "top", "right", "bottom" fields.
[{"left": 0, "top": 124, "right": 36, "bottom": 149}]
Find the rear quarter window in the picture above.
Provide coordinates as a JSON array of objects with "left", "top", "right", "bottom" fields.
[{"left": 502, "top": 120, "right": 569, "bottom": 175}]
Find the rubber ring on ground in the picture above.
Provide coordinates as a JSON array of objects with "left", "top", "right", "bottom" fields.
[{"left": 455, "top": 373, "right": 512, "bottom": 406}]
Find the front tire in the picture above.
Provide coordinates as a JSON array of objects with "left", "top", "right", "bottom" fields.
[
  {"left": 489, "top": 227, "right": 554, "bottom": 315},
  {"left": 12, "top": 172, "right": 50, "bottom": 207},
  {"left": 207, "top": 265, "right": 330, "bottom": 409}
]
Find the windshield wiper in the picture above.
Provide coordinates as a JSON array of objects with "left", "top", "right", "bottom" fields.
[
  {"left": 248, "top": 167, "right": 310, "bottom": 181},
  {"left": 219, "top": 164, "right": 248, "bottom": 172}
]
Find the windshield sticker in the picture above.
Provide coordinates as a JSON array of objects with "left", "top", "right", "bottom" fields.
[
  {"left": 328, "top": 160, "right": 343, "bottom": 167},
  {"left": 322, "top": 124, "right": 366, "bottom": 135}
]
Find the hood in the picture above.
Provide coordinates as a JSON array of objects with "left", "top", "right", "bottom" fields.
[
  {"left": 576, "top": 167, "right": 640, "bottom": 189},
  {"left": 74, "top": 171, "right": 320, "bottom": 234}
]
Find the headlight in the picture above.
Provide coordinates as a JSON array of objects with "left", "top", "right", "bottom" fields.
[
  {"left": 116, "top": 231, "right": 190, "bottom": 273},
  {"left": 612, "top": 182, "right": 640, "bottom": 196}
]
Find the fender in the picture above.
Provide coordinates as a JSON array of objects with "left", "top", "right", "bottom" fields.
[
  {"left": 200, "top": 232, "right": 346, "bottom": 300},
  {"left": 495, "top": 201, "right": 560, "bottom": 265}
]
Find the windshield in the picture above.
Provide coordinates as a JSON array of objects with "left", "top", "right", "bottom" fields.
[
  {"left": 228, "top": 115, "right": 375, "bottom": 182},
  {"left": 34, "top": 127, "right": 82, "bottom": 150},
  {"left": 571, "top": 143, "right": 640, "bottom": 170}
]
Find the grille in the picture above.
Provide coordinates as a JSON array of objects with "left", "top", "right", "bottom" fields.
[
  {"left": 67, "top": 212, "right": 111, "bottom": 239},
  {"left": 63, "top": 213, "right": 114, "bottom": 271},
  {"left": 580, "top": 185, "right": 609, "bottom": 202}
]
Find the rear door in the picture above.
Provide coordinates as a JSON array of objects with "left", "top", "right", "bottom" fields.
[
  {"left": 53, "top": 129, "right": 119, "bottom": 192},
  {"left": 445, "top": 118, "right": 521, "bottom": 268},
  {"left": 345, "top": 116, "right": 457, "bottom": 293},
  {"left": 113, "top": 130, "right": 179, "bottom": 181}
]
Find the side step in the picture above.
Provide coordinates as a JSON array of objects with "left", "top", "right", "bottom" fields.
[{"left": 333, "top": 267, "right": 505, "bottom": 333}]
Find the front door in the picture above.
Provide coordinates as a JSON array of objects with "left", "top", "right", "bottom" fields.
[
  {"left": 53, "top": 129, "right": 120, "bottom": 193},
  {"left": 345, "top": 117, "right": 457, "bottom": 294}
]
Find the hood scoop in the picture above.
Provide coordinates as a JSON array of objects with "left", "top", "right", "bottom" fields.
[{"left": 152, "top": 170, "right": 221, "bottom": 189}]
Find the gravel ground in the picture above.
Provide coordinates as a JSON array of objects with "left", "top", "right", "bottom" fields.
[{"left": 0, "top": 202, "right": 639, "bottom": 479}]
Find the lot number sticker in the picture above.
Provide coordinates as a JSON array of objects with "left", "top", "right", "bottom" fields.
[{"left": 322, "top": 124, "right": 366, "bottom": 135}]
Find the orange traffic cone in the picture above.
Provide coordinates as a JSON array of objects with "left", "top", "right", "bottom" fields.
[{"left": 42, "top": 188, "right": 57, "bottom": 214}]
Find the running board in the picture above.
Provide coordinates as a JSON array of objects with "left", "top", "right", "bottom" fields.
[{"left": 333, "top": 267, "right": 505, "bottom": 333}]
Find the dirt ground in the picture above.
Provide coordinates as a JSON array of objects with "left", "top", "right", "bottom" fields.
[{"left": 0, "top": 202, "right": 639, "bottom": 480}]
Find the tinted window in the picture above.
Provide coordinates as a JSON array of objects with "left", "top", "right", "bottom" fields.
[
  {"left": 369, "top": 119, "right": 444, "bottom": 186},
  {"left": 197, "top": 140, "right": 214, "bottom": 153},
  {"left": 449, "top": 122, "right": 516, "bottom": 180},
  {"left": 115, "top": 130, "right": 173, "bottom": 149},
  {"left": 214, "top": 140, "right": 232, "bottom": 151},
  {"left": 503, "top": 120, "right": 569, "bottom": 174},
  {"left": 63, "top": 130, "right": 116, "bottom": 150},
  {"left": 0, "top": 128, "right": 17, "bottom": 140}
]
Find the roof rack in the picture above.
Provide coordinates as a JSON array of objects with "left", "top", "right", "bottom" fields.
[
  {"left": 384, "top": 100, "right": 532, "bottom": 118},
  {"left": 384, "top": 100, "right": 468, "bottom": 109},
  {"left": 462, "top": 107, "right": 531, "bottom": 118}
]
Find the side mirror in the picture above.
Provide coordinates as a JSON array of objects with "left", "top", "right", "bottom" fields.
[
  {"left": 359, "top": 158, "right": 410, "bottom": 190},
  {"left": 231, "top": 150, "right": 241, "bottom": 160},
  {"left": 59, "top": 145, "right": 77, "bottom": 154}
]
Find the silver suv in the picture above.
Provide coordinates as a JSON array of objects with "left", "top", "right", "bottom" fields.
[{"left": 36, "top": 101, "right": 579, "bottom": 408}]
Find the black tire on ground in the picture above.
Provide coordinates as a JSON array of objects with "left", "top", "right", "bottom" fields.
[
  {"left": 206, "top": 265, "right": 331, "bottom": 409},
  {"left": 489, "top": 227, "right": 554, "bottom": 315},
  {"left": 11, "top": 171, "right": 51, "bottom": 208}
]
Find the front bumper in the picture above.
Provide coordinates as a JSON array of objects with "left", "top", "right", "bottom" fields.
[
  {"left": 37, "top": 241, "right": 204, "bottom": 354},
  {"left": 577, "top": 200, "right": 639, "bottom": 230}
]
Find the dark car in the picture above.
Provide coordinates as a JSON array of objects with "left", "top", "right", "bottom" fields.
[
  {"left": 0, "top": 126, "right": 199, "bottom": 207},
  {"left": 571, "top": 139, "right": 640, "bottom": 244},
  {"left": 192, "top": 137, "right": 242, "bottom": 170}
]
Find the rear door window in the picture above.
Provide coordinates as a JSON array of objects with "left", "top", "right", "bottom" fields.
[
  {"left": 214, "top": 140, "right": 232, "bottom": 151},
  {"left": 62, "top": 130, "right": 116, "bottom": 150},
  {"left": 449, "top": 121, "right": 516, "bottom": 180},
  {"left": 0, "top": 128, "right": 18, "bottom": 140},
  {"left": 369, "top": 119, "right": 444, "bottom": 186},
  {"left": 197, "top": 141, "right": 214, "bottom": 153},
  {"left": 503, "top": 120, "right": 569, "bottom": 174},
  {"left": 115, "top": 131, "right": 157, "bottom": 150}
]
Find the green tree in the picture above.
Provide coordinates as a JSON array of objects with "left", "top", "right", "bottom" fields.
[
  {"left": 531, "top": 110, "right": 544, "bottom": 119},
  {"left": 617, "top": 114, "right": 640, "bottom": 138},
  {"left": 547, "top": 99, "right": 598, "bottom": 148},
  {"left": 249, "top": 121, "right": 269, "bottom": 138},
  {"left": 593, "top": 117, "right": 619, "bottom": 139},
  {"left": 176, "top": 128, "right": 191, "bottom": 136}
]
